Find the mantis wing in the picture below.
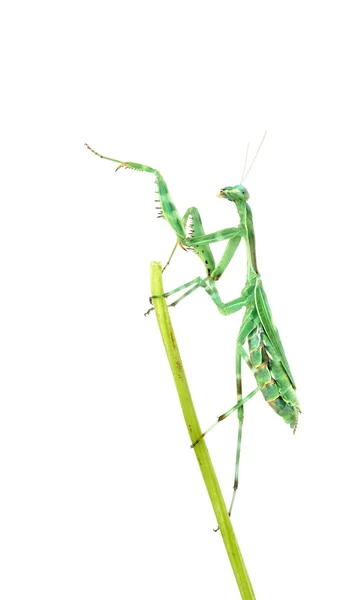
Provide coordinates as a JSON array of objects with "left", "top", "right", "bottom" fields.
[{"left": 254, "top": 280, "right": 296, "bottom": 389}]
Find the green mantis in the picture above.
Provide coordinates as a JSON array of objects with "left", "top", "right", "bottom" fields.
[{"left": 85, "top": 142, "right": 301, "bottom": 517}]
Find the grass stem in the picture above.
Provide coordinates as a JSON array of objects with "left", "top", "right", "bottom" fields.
[{"left": 150, "top": 261, "right": 255, "bottom": 600}]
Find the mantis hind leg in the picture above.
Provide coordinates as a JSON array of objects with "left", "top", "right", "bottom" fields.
[
  {"left": 228, "top": 343, "right": 244, "bottom": 518},
  {"left": 228, "top": 314, "right": 259, "bottom": 515},
  {"left": 191, "top": 311, "right": 259, "bottom": 524},
  {"left": 191, "top": 313, "right": 259, "bottom": 448}
]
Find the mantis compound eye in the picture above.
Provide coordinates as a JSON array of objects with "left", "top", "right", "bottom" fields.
[{"left": 234, "top": 184, "right": 249, "bottom": 199}]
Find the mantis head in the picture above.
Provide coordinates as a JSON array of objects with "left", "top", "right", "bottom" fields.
[{"left": 218, "top": 185, "right": 250, "bottom": 202}]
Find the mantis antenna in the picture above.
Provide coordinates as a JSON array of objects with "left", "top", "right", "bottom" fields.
[
  {"left": 240, "top": 142, "right": 250, "bottom": 184},
  {"left": 241, "top": 131, "right": 267, "bottom": 183}
]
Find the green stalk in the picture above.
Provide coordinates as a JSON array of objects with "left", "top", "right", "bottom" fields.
[{"left": 150, "top": 261, "right": 256, "bottom": 600}]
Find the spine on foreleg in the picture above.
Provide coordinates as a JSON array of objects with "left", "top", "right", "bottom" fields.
[
  {"left": 156, "top": 175, "right": 185, "bottom": 239},
  {"left": 248, "top": 327, "right": 299, "bottom": 431}
]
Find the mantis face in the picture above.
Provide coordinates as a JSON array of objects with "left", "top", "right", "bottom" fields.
[{"left": 217, "top": 185, "right": 250, "bottom": 202}]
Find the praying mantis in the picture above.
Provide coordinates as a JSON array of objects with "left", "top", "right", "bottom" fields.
[{"left": 85, "top": 141, "right": 301, "bottom": 517}]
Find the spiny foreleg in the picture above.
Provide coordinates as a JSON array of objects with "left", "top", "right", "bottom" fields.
[
  {"left": 85, "top": 144, "right": 186, "bottom": 240},
  {"left": 146, "top": 213, "right": 245, "bottom": 316},
  {"left": 86, "top": 144, "right": 244, "bottom": 277},
  {"left": 162, "top": 206, "right": 244, "bottom": 280},
  {"left": 146, "top": 215, "right": 245, "bottom": 314}
]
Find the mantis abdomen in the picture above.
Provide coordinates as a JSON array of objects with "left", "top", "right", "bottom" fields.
[{"left": 248, "top": 325, "right": 299, "bottom": 431}]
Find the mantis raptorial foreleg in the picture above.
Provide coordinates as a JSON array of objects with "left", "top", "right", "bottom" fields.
[
  {"left": 85, "top": 144, "right": 244, "bottom": 280},
  {"left": 145, "top": 211, "right": 245, "bottom": 315}
]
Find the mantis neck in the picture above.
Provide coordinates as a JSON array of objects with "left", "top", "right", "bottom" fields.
[{"left": 236, "top": 201, "right": 259, "bottom": 281}]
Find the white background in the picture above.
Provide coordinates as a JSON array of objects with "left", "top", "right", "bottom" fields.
[{"left": 1, "top": 1, "right": 351, "bottom": 599}]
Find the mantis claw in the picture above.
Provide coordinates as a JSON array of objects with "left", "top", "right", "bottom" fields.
[
  {"left": 190, "top": 434, "right": 203, "bottom": 449},
  {"left": 115, "top": 163, "right": 128, "bottom": 172},
  {"left": 149, "top": 293, "right": 168, "bottom": 303}
]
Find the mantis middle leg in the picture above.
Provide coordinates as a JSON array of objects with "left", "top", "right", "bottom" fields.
[{"left": 148, "top": 275, "right": 248, "bottom": 317}]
